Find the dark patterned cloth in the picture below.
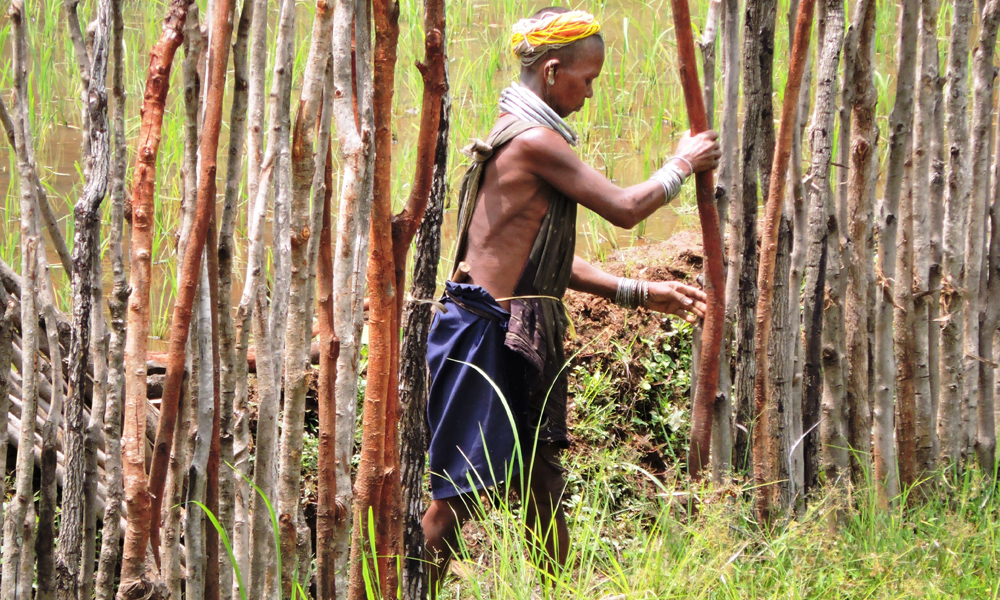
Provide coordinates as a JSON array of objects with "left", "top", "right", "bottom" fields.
[{"left": 425, "top": 282, "right": 532, "bottom": 499}]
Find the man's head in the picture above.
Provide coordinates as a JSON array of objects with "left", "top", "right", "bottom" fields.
[{"left": 510, "top": 7, "right": 605, "bottom": 118}]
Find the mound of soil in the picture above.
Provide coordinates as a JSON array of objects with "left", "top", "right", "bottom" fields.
[
  {"left": 562, "top": 230, "right": 705, "bottom": 472},
  {"left": 565, "top": 229, "right": 704, "bottom": 352}
]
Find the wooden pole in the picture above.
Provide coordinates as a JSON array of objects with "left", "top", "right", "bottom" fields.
[
  {"left": 751, "top": 0, "right": 816, "bottom": 523},
  {"left": 668, "top": 0, "right": 726, "bottom": 481},
  {"left": 118, "top": 2, "right": 192, "bottom": 596}
]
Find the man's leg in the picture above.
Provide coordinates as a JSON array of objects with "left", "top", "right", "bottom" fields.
[
  {"left": 524, "top": 443, "right": 570, "bottom": 570},
  {"left": 423, "top": 494, "right": 476, "bottom": 600}
]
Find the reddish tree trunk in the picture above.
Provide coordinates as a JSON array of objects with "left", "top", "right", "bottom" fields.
[
  {"left": 117, "top": 2, "right": 192, "bottom": 597},
  {"left": 349, "top": 1, "right": 400, "bottom": 598},
  {"left": 752, "top": 0, "right": 816, "bottom": 524},
  {"left": 317, "top": 134, "right": 339, "bottom": 600},
  {"left": 669, "top": 0, "right": 726, "bottom": 483},
  {"left": 147, "top": 0, "right": 234, "bottom": 564}
]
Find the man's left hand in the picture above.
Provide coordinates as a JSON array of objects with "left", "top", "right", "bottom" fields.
[{"left": 644, "top": 281, "right": 707, "bottom": 323}]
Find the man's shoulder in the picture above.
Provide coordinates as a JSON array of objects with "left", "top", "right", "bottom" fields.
[{"left": 492, "top": 119, "right": 572, "bottom": 162}]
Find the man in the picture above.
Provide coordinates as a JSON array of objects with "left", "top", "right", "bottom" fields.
[{"left": 422, "top": 7, "right": 721, "bottom": 594}]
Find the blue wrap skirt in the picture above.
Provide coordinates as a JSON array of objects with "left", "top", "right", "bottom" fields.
[{"left": 426, "top": 282, "right": 530, "bottom": 499}]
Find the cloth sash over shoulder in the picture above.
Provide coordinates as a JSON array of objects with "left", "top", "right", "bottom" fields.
[{"left": 453, "top": 118, "right": 577, "bottom": 446}]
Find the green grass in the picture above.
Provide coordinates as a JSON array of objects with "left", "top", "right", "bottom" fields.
[{"left": 434, "top": 450, "right": 1000, "bottom": 600}]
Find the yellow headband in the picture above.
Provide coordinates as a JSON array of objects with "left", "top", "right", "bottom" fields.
[{"left": 509, "top": 10, "right": 602, "bottom": 66}]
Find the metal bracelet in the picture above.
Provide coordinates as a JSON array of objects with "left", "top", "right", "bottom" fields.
[
  {"left": 649, "top": 162, "right": 686, "bottom": 205},
  {"left": 615, "top": 277, "right": 646, "bottom": 310},
  {"left": 669, "top": 155, "right": 694, "bottom": 176}
]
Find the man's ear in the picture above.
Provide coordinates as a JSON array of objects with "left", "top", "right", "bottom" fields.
[{"left": 542, "top": 57, "right": 561, "bottom": 84}]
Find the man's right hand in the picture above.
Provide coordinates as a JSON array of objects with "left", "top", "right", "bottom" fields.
[{"left": 673, "top": 130, "right": 722, "bottom": 174}]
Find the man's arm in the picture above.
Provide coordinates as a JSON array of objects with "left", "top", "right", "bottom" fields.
[
  {"left": 568, "top": 256, "right": 707, "bottom": 323},
  {"left": 516, "top": 128, "right": 720, "bottom": 229}
]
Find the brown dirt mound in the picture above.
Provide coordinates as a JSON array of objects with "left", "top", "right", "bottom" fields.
[
  {"left": 563, "top": 230, "right": 705, "bottom": 474},
  {"left": 564, "top": 229, "right": 704, "bottom": 370}
]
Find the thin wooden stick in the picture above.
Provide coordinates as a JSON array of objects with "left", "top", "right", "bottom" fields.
[
  {"left": 873, "top": 0, "right": 918, "bottom": 507},
  {"left": 278, "top": 1, "right": 334, "bottom": 594},
  {"left": 1, "top": 9, "right": 40, "bottom": 596},
  {"left": 668, "top": 0, "right": 726, "bottom": 482},
  {"left": 713, "top": 0, "right": 739, "bottom": 483},
  {"left": 58, "top": 0, "right": 112, "bottom": 596},
  {"left": 350, "top": 0, "right": 401, "bottom": 593},
  {"left": 967, "top": 0, "right": 1000, "bottom": 474},
  {"left": 118, "top": 2, "right": 192, "bottom": 596},
  {"left": 332, "top": 0, "right": 375, "bottom": 595},
  {"left": 147, "top": 0, "right": 234, "bottom": 564},
  {"left": 937, "top": 0, "right": 975, "bottom": 472},
  {"left": 751, "top": 0, "right": 816, "bottom": 523},
  {"left": 217, "top": 1, "right": 254, "bottom": 595}
]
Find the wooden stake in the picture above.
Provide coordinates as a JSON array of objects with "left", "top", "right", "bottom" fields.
[
  {"left": 118, "top": 2, "right": 192, "bottom": 596},
  {"left": 751, "top": 0, "right": 816, "bottom": 523}
]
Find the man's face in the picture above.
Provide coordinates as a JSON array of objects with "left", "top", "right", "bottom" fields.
[{"left": 545, "top": 40, "right": 605, "bottom": 118}]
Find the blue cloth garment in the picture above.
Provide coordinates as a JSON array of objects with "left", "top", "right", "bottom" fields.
[{"left": 426, "top": 282, "right": 529, "bottom": 499}]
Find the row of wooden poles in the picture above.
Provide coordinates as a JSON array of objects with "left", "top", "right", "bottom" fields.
[
  {"left": 0, "top": 0, "right": 450, "bottom": 599},
  {"left": 691, "top": 0, "right": 1000, "bottom": 525},
  {"left": 2, "top": 0, "right": 1000, "bottom": 600}
]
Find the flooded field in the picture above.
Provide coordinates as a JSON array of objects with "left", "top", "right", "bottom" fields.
[{"left": 0, "top": 0, "right": 903, "bottom": 343}]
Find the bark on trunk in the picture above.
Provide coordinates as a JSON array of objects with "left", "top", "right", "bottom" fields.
[
  {"left": 400, "top": 72, "right": 450, "bottom": 600},
  {"left": 769, "top": 213, "right": 794, "bottom": 505},
  {"left": 803, "top": 0, "right": 844, "bottom": 492},
  {"left": 937, "top": 0, "right": 975, "bottom": 472},
  {"left": 95, "top": 2, "right": 129, "bottom": 594},
  {"left": 118, "top": 2, "right": 191, "bottom": 596},
  {"left": 752, "top": 0, "right": 816, "bottom": 523},
  {"left": 279, "top": 3, "right": 334, "bottom": 595},
  {"left": 332, "top": 0, "right": 375, "bottom": 596},
  {"left": 872, "top": 0, "right": 918, "bottom": 506},
  {"left": 57, "top": 1, "right": 111, "bottom": 596},
  {"left": 733, "top": 0, "right": 776, "bottom": 473},
  {"left": 713, "top": 0, "right": 740, "bottom": 482},
  {"left": 843, "top": 0, "right": 877, "bottom": 484},
  {"left": 967, "top": 0, "right": 1000, "bottom": 474},
  {"left": 911, "top": 0, "right": 942, "bottom": 487}
]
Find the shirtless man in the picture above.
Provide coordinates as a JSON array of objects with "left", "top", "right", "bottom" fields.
[{"left": 422, "top": 7, "right": 721, "bottom": 595}]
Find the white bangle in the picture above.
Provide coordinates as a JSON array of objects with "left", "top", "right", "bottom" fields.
[
  {"left": 650, "top": 162, "right": 686, "bottom": 205},
  {"left": 669, "top": 155, "right": 694, "bottom": 176}
]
